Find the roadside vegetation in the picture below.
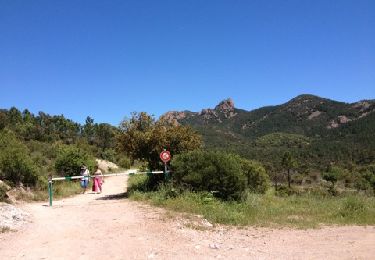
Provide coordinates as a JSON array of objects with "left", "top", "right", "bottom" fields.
[{"left": 128, "top": 170, "right": 375, "bottom": 228}]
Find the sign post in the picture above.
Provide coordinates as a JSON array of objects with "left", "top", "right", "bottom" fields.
[{"left": 160, "top": 149, "right": 171, "bottom": 180}]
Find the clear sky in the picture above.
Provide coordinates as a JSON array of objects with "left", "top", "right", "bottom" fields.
[{"left": 0, "top": 0, "right": 374, "bottom": 125}]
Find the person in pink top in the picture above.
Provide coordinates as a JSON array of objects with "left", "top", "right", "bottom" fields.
[{"left": 92, "top": 165, "right": 104, "bottom": 194}]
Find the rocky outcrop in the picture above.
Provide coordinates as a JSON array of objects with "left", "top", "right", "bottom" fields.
[
  {"left": 338, "top": 115, "right": 351, "bottom": 124},
  {"left": 214, "top": 98, "right": 237, "bottom": 119},
  {"left": 327, "top": 115, "right": 352, "bottom": 129},
  {"left": 161, "top": 98, "right": 237, "bottom": 124},
  {"left": 215, "top": 98, "right": 234, "bottom": 112},
  {"left": 160, "top": 111, "right": 189, "bottom": 126},
  {"left": 352, "top": 101, "right": 371, "bottom": 111},
  {"left": 308, "top": 111, "right": 322, "bottom": 120},
  {"left": 199, "top": 109, "right": 219, "bottom": 121},
  {"left": 327, "top": 120, "right": 339, "bottom": 129}
]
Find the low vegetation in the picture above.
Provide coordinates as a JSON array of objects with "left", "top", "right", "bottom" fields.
[{"left": 128, "top": 174, "right": 375, "bottom": 228}]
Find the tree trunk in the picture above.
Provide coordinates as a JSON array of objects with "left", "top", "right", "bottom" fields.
[{"left": 287, "top": 169, "right": 291, "bottom": 188}]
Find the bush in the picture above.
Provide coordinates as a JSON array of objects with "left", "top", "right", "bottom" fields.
[
  {"left": 100, "top": 148, "right": 117, "bottom": 162},
  {"left": 338, "top": 196, "right": 368, "bottom": 217},
  {"left": 275, "top": 185, "right": 300, "bottom": 197},
  {"left": 54, "top": 145, "right": 96, "bottom": 176},
  {"left": 239, "top": 158, "right": 270, "bottom": 193},
  {"left": 0, "top": 183, "right": 9, "bottom": 202},
  {"left": 127, "top": 174, "right": 148, "bottom": 193},
  {"left": 171, "top": 150, "right": 247, "bottom": 200},
  {"left": 354, "top": 165, "right": 375, "bottom": 195},
  {"left": 0, "top": 130, "right": 38, "bottom": 186},
  {"left": 117, "top": 156, "right": 131, "bottom": 169},
  {"left": 322, "top": 166, "right": 346, "bottom": 188}
]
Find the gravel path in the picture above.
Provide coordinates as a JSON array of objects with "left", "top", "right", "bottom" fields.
[{"left": 0, "top": 172, "right": 374, "bottom": 259}]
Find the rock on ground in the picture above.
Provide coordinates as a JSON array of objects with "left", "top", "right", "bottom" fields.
[{"left": 0, "top": 203, "right": 30, "bottom": 231}]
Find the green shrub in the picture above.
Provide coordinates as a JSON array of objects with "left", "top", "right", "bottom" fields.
[
  {"left": 354, "top": 165, "right": 375, "bottom": 194},
  {"left": 0, "top": 130, "right": 38, "bottom": 186},
  {"left": 117, "top": 156, "right": 131, "bottom": 169},
  {"left": 338, "top": 196, "right": 368, "bottom": 217},
  {"left": 54, "top": 145, "right": 95, "bottom": 176},
  {"left": 322, "top": 166, "right": 346, "bottom": 188},
  {"left": 127, "top": 174, "right": 148, "bottom": 193},
  {"left": 100, "top": 148, "right": 117, "bottom": 162},
  {"left": 171, "top": 150, "right": 247, "bottom": 200},
  {"left": 138, "top": 161, "right": 149, "bottom": 172},
  {"left": 275, "top": 185, "right": 301, "bottom": 197},
  {"left": 0, "top": 183, "right": 9, "bottom": 202},
  {"left": 239, "top": 158, "right": 270, "bottom": 193},
  {"left": 145, "top": 173, "right": 167, "bottom": 191}
]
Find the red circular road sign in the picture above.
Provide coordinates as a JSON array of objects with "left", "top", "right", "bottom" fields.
[{"left": 160, "top": 150, "right": 171, "bottom": 163}]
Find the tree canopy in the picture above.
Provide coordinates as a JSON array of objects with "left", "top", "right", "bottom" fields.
[{"left": 117, "top": 112, "right": 202, "bottom": 169}]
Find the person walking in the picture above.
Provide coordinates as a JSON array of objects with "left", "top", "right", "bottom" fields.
[
  {"left": 79, "top": 165, "right": 90, "bottom": 194},
  {"left": 92, "top": 165, "right": 104, "bottom": 194}
]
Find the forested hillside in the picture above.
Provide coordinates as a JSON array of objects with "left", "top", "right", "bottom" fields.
[
  {"left": 161, "top": 94, "right": 375, "bottom": 173},
  {"left": 0, "top": 107, "right": 126, "bottom": 191}
]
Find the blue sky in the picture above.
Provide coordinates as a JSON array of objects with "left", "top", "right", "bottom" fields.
[{"left": 1, "top": 0, "right": 374, "bottom": 125}]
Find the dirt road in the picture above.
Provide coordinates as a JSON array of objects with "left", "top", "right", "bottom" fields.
[{"left": 0, "top": 173, "right": 374, "bottom": 259}]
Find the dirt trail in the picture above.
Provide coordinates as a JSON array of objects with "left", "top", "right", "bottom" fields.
[{"left": 0, "top": 172, "right": 374, "bottom": 259}]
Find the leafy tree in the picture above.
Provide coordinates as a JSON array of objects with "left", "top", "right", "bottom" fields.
[
  {"left": 117, "top": 112, "right": 202, "bottom": 169},
  {"left": 83, "top": 116, "right": 95, "bottom": 144},
  {"left": 94, "top": 123, "right": 118, "bottom": 151},
  {"left": 281, "top": 151, "right": 297, "bottom": 188},
  {"left": 8, "top": 107, "right": 22, "bottom": 125},
  {"left": 0, "top": 111, "right": 6, "bottom": 130},
  {"left": 54, "top": 145, "right": 96, "bottom": 176}
]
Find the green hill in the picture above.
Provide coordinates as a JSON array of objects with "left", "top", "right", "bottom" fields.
[{"left": 161, "top": 94, "right": 375, "bottom": 170}]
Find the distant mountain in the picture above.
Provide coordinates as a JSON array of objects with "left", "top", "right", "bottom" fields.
[{"left": 161, "top": 94, "right": 375, "bottom": 169}]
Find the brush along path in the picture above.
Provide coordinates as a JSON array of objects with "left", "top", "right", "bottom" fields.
[{"left": 0, "top": 172, "right": 374, "bottom": 259}]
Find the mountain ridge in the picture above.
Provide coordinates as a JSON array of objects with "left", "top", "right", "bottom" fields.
[
  {"left": 160, "top": 94, "right": 375, "bottom": 168},
  {"left": 161, "top": 94, "right": 375, "bottom": 135}
]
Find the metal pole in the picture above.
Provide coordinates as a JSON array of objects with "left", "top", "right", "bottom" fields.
[
  {"left": 48, "top": 175, "right": 53, "bottom": 207},
  {"left": 164, "top": 162, "right": 170, "bottom": 181}
]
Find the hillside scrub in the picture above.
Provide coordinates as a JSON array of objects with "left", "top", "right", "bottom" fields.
[{"left": 127, "top": 174, "right": 375, "bottom": 228}]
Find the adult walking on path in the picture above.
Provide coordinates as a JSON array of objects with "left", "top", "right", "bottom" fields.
[
  {"left": 92, "top": 165, "right": 104, "bottom": 194},
  {"left": 79, "top": 165, "right": 90, "bottom": 194}
]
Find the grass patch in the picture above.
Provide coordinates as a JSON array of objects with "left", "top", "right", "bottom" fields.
[
  {"left": 14, "top": 181, "right": 84, "bottom": 202},
  {"left": 52, "top": 181, "right": 84, "bottom": 199},
  {"left": 127, "top": 175, "right": 375, "bottom": 228}
]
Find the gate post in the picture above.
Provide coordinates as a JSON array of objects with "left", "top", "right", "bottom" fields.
[{"left": 48, "top": 175, "right": 53, "bottom": 207}]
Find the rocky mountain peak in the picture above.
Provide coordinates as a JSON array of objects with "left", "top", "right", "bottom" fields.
[
  {"left": 160, "top": 111, "right": 187, "bottom": 126},
  {"left": 215, "top": 98, "right": 235, "bottom": 112}
]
